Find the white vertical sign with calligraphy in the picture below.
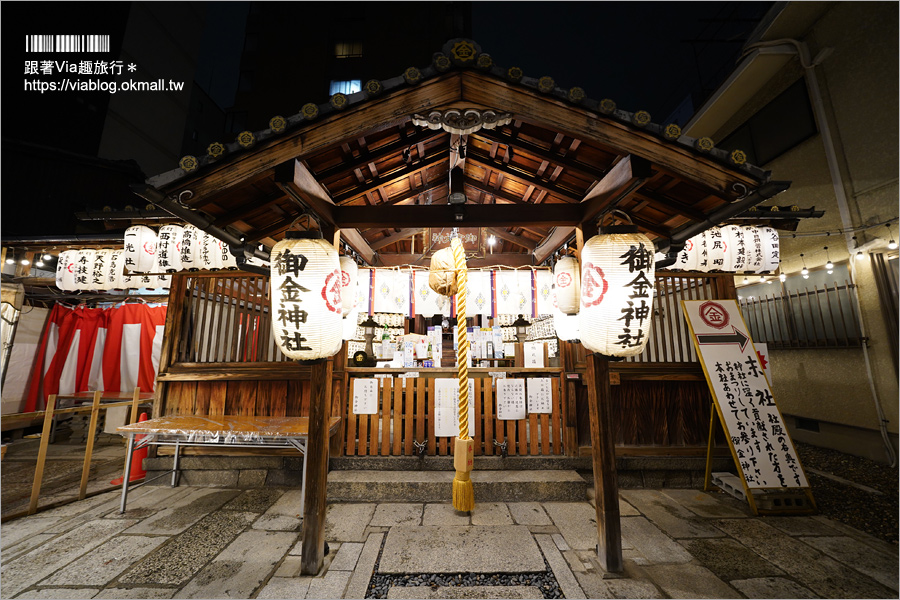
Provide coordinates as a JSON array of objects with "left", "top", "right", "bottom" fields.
[
  {"left": 497, "top": 379, "right": 526, "bottom": 420},
  {"left": 524, "top": 341, "right": 544, "bottom": 368},
  {"left": 682, "top": 299, "right": 808, "bottom": 490},
  {"left": 434, "top": 378, "right": 476, "bottom": 437},
  {"left": 526, "top": 378, "right": 553, "bottom": 414},
  {"left": 351, "top": 379, "right": 379, "bottom": 415}
]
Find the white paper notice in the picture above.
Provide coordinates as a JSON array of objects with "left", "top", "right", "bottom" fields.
[
  {"left": 351, "top": 378, "right": 379, "bottom": 415},
  {"left": 524, "top": 341, "right": 544, "bottom": 367},
  {"left": 434, "top": 378, "right": 476, "bottom": 437},
  {"left": 497, "top": 379, "right": 526, "bottom": 420},
  {"left": 526, "top": 378, "right": 553, "bottom": 414}
]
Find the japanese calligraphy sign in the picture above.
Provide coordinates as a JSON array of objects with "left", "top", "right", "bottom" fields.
[
  {"left": 425, "top": 227, "right": 483, "bottom": 255},
  {"left": 91, "top": 249, "right": 113, "bottom": 291},
  {"left": 524, "top": 341, "right": 544, "bottom": 368},
  {"left": 74, "top": 249, "right": 96, "bottom": 290},
  {"left": 157, "top": 224, "right": 184, "bottom": 272},
  {"left": 270, "top": 234, "right": 343, "bottom": 361},
  {"left": 579, "top": 231, "right": 655, "bottom": 357},
  {"left": 526, "top": 378, "right": 553, "bottom": 414},
  {"left": 124, "top": 225, "right": 158, "bottom": 273},
  {"left": 497, "top": 378, "right": 526, "bottom": 420},
  {"left": 351, "top": 378, "right": 379, "bottom": 415},
  {"left": 434, "top": 378, "right": 476, "bottom": 437},
  {"left": 682, "top": 299, "right": 808, "bottom": 490}
]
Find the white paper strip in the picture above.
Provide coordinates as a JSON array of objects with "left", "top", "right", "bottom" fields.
[
  {"left": 351, "top": 378, "right": 379, "bottom": 415},
  {"left": 527, "top": 378, "right": 553, "bottom": 414},
  {"left": 497, "top": 378, "right": 526, "bottom": 420},
  {"left": 434, "top": 378, "right": 476, "bottom": 437}
]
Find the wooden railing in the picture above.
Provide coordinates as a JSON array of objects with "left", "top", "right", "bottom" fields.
[{"left": 344, "top": 369, "right": 565, "bottom": 457}]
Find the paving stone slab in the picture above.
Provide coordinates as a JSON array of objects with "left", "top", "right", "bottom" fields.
[
  {"left": 370, "top": 503, "right": 423, "bottom": 527},
  {"left": 174, "top": 529, "right": 296, "bottom": 599},
  {"left": 118, "top": 510, "right": 256, "bottom": 586},
  {"left": 714, "top": 518, "right": 895, "bottom": 598},
  {"left": 222, "top": 488, "right": 285, "bottom": 513},
  {"left": 123, "top": 488, "right": 240, "bottom": 535},
  {"left": 256, "top": 576, "right": 312, "bottom": 600},
  {"left": 603, "top": 576, "right": 664, "bottom": 599},
  {"left": 620, "top": 489, "right": 725, "bottom": 539},
  {"left": 535, "top": 534, "right": 586, "bottom": 599},
  {"left": 94, "top": 588, "right": 177, "bottom": 599},
  {"left": 643, "top": 563, "right": 741, "bottom": 598},
  {"left": 471, "top": 503, "right": 514, "bottom": 526},
  {"left": 812, "top": 515, "right": 900, "bottom": 557},
  {"left": 2, "top": 534, "right": 56, "bottom": 563},
  {"left": 13, "top": 587, "right": 101, "bottom": 599},
  {"left": 306, "top": 570, "right": 352, "bottom": 599},
  {"left": 508, "top": 503, "right": 551, "bottom": 526},
  {"left": 252, "top": 488, "right": 304, "bottom": 531},
  {"left": 423, "top": 503, "right": 470, "bottom": 526},
  {"left": 617, "top": 498, "right": 640, "bottom": 517},
  {"left": 274, "top": 555, "right": 302, "bottom": 578},
  {"left": 729, "top": 576, "right": 818, "bottom": 599},
  {"left": 325, "top": 503, "right": 376, "bottom": 542},
  {"left": 344, "top": 532, "right": 384, "bottom": 600},
  {"left": 681, "top": 537, "right": 784, "bottom": 581},
  {"left": 40, "top": 534, "right": 167, "bottom": 586},
  {"left": 761, "top": 516, "right": 841, "bottom": 537},
  {"left": 799, "top": 535, "right": 899, "bottom": 591},
  {"left": 542, "top": 502, "right": 600, "bottom": 550},
  {"left": 1, "top": 517, "right": 60, "bottom": 549},
  {"left": 571, "top": 571, "right": 614, "bottom": 599},
  {"left": 658, "top": 489, "right": 749, "bottom": 518},
  {"left": 329, "top": 541, "right": 365, "bottom": 571},
  {"left": 0, "top": 518, "right": 137, "bottom": 598},
  {"left": 387, "top": 585, "right": 544, "bottom": 599},
  {"left": 380, "top": 526, "right": 545, "bottom": 574},
  {"left": 620, "top": 516, "right": 693, "bottom": 564}
]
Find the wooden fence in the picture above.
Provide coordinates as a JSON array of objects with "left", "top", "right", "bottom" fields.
[{"left": 344, "top": 371, "right": 565, "bottom": 457}]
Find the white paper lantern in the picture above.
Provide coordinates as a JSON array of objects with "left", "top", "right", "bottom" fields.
[
  {"left": 123, "top": 225, "right": 158, "bottom": 273},
  {"left": 150, "top": 254, "right": 171, "bottom": 289},
  {"left": 553, "top": 256, "right": 580, "bottom": 315},
  {"left": 107, "top": 250, "right": 127, "bottom": 290},
  {"left": 675, "top": 236, "right": 700, "bottom": 271},
  {"left": 552, "top": 291, "right": 580, "bottom": 342},
  {"left": 705, "top": 227, "right": 727, "bottom": 271},
  {"left": 721, "top": 225, "right": 748, "bottom": 272},
  {"left": 219, "top": 240, "right": 238, "bottom": 269},
  {"left": 178, "top": 225, "right": 202, "bottom": 270},
  {"left": 156, "top": 225, "right": 184, "bottom": 272},
  {"left": 270, "top": 232, "right": 343, "bottom": 360},
  {"left": 73, "top": 249, "right": 97, "bottom": 291},
  {"left": 694, "top": 230, "right": 711, "bottom": 272},
  {"left": 578, "top": 229, "right": 655, "bottom": 357},
  {"left": 339, "top": 256, "right": 358, "bottom": 317},
  {"left": 56, "top": 250, "right": 78, "bottom": 291},
  {"left": 744, "top": 226, "right": 765, "bottom": 273},
  {"left": 199, "top": 232, "right": 222, "bottom": 270},
  {"left": 759, "top": 226, "right": 780, "bottom": 272},
  {"left": 90, "top": 249, "right": 115, "bottom": 291}
]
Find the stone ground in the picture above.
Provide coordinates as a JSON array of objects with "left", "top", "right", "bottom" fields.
[{"left": 1, "top": 484, "right": 897, "bottom": 599}]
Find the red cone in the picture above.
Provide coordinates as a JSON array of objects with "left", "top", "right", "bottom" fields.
[{"left": 111, "top": 412, "right": 148, "bottom": 485}]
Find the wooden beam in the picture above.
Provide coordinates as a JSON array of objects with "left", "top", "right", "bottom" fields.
[
  {"left": 485, "top": 227, "right": 538, "bottom": 250},
  {"left": 463, "top": 177, "right": 529, "bottom": 205},
  {"left": 533, "top": 227, "right": 575, "bottom": 264},
  {"left": 476, "top": 128, "right": 608, "bottom": 182},
  {"left": 584, "top": 353, "right": 623, "bottom": 573},
  {"left": 580, "top": 155, "right": 653, "bottom": 226},
  {"left": 211, "top": 192, "right": 286, "bottom": 228},
  {"left": 331, "top": 150, "right": 449, "bottom": 205},
  {"left": 633, "top": 189, "right": 708, "bottom": 222},
  {"left": 301, "top": 359, "right": 332, "bottom": 575},
  {"left": 334, "top": 203, "right": 583, "bottom": 229},
  {"left": 466, "top": 149, "right": 582, "bottom": 203},
  {"left": 377, "top": 252, "right": 533, "bottom": 268},
  {"left": 382, "top": 175, "right": 448, "bottom": 206},
  {"left": 459, "top": 71, "right": 760, "bottom": 197},
  {"left": 314, "top": 129, "right": 445, "bottom": 184},
  {"left": 368, "top": 228, "right": 426, "bottom": 251}
]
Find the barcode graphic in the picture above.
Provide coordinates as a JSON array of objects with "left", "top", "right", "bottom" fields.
[{"left": 25, "top": 35, "right": 110, "bottom": 53}]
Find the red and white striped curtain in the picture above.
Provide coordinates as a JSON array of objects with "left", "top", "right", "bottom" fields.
[{"left": 24, "top": 303, "right": 167, "bottom": 411}]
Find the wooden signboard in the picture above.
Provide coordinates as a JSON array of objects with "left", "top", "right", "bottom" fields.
[
  {"left": 681, "top": 299, "right": 815, "bottom": 515},
  {"left": 424, "top": 227, "right": 485, "bottom": 257}
]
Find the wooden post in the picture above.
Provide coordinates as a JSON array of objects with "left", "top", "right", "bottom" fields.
[
  {"left": 79, "top": 391, "right": 103, "bottom": 499},
  {"left": 584, "top": 353, "right": 623, "bottom": 573},
  {"left": 28, "top": 395, "right": 57, "bottom": 515},
  {"left": 301, "top": 358, "right": 332, "bottom": 575}
]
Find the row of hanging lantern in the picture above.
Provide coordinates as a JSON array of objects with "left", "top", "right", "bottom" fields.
[
  {"left": 55, "top": 248, "right": 170, "bottom": 291},
  {"left": 660, "top": 225, "right": 780, "bottom": 273},
  {"left": 124, "top": 224, "right": 238, "bottom": 273}
]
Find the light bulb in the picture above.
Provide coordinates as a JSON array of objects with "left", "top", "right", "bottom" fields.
[
  {"left": 856, "top": 250, "right": 864, "bottom": 260},
  {"left": 20, "top": 258, "right": 30, "bottom": 266},
  {"left": 889, "top": 240, "right": 898, "bottom": 250},
  {"left": 43, "top": 254, "right": 52, "bottom": 260},
  {"left": 801, "top": 266, "right": 808, "bottom": 276},
  {"left": 5, "top": 258, "right": 14, "bottom": 265},
  {"left": 827, "top": 269, "right": 833, "bottom": 275},
  {"left": 36, "top": 261, "right": 44, "bottom": 267},
  {"left": 766, "top": 279, "right": 772, "bottom": 284},
  {"left": 487, "top": 235, "right": 496, "bottom": 247},
  {"left": 742, "top": 277, "right": 749, "bottom": 284},
  {"left": 779, "top": 273, "right": 786, "bottom": 282},
  {"left": 825, "top": 260, "right": 834, "bottom": 269},
  {"left": 802, "top": 274, "right": 809, "bottom": 279}
]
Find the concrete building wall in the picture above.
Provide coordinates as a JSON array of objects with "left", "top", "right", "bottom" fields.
[{"left": 703, "top": 2, "right": 898, "bottom": 461}]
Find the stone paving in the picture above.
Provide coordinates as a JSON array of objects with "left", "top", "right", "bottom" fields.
[{"left": 1, "top": 485, "right": 897, "bottom": 599}]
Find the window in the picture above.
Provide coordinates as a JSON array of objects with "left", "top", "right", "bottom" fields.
[
  {"left": 329, "top": 79, "right": 361, "bottom": 95},
  {"left": 334, "top": 41, "right": 363, "bottom": 58},
  {"left": 720, "top": 79, "right": 818, "bottom": 165}
]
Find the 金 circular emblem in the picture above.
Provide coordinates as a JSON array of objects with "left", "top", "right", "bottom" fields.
[
  {"left": 144, "top": 241, "right": 157, "bottom": 256},
  {"left": 699, "top": 300, "right": 729, "bottom": 330},
  {"left": 322, "top": 269, "right": 342, "bottom": 314},
  {"left": 580, "top": 262, "right": 609, "bottom": 308},
  {"left": 341, "top": 270, "right": 351, "bottom": 287},
  {"left": 685, "top": 239, "right": 694, "bottom": 251},
  {"left": 556, "top": 272, "right": 572, "bottom": 288}
]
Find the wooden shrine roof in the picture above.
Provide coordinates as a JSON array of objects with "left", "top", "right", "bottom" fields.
[{"left": 141, "top": 38, "right": 785, "bottom": 267}]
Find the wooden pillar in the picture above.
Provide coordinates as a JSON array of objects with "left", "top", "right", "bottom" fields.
[
  {"left": 584, "top": 353, "right": 623, "bottom": 573},
  {"left": 301, "top": 358, "right": 332, "bottom": 575}
]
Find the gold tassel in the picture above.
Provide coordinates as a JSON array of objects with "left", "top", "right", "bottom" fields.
[{"left": 452, "top": 437, "right": 475, "bottom": 512}]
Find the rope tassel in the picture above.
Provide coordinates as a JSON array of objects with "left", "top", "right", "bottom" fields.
[{"left": 450, "top": 236, "right": 475, "bottom": 512}]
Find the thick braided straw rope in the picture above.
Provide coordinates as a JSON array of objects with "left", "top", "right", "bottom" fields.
[{"left": 450, "top": 236, "right": 474, "bottom": 511}]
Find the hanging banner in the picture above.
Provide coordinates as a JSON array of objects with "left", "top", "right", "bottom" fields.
[
  {"left": 495, "top": 270, "right": 531, "bottom": 315},
  {"left": 681, "top": 300, "right": 813, "bottom": 509},
  {"left": 534, "top": 270, "right": 554, "bottom": 316},
  {"left": 466, "top": 270, "right": 492, "bottom": 317},
  {"left": 373, "top": 269, "right": 410, "bottom": 315},
  {"left": 412, "top": 270, "right": 450, "bottom": 317}
]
